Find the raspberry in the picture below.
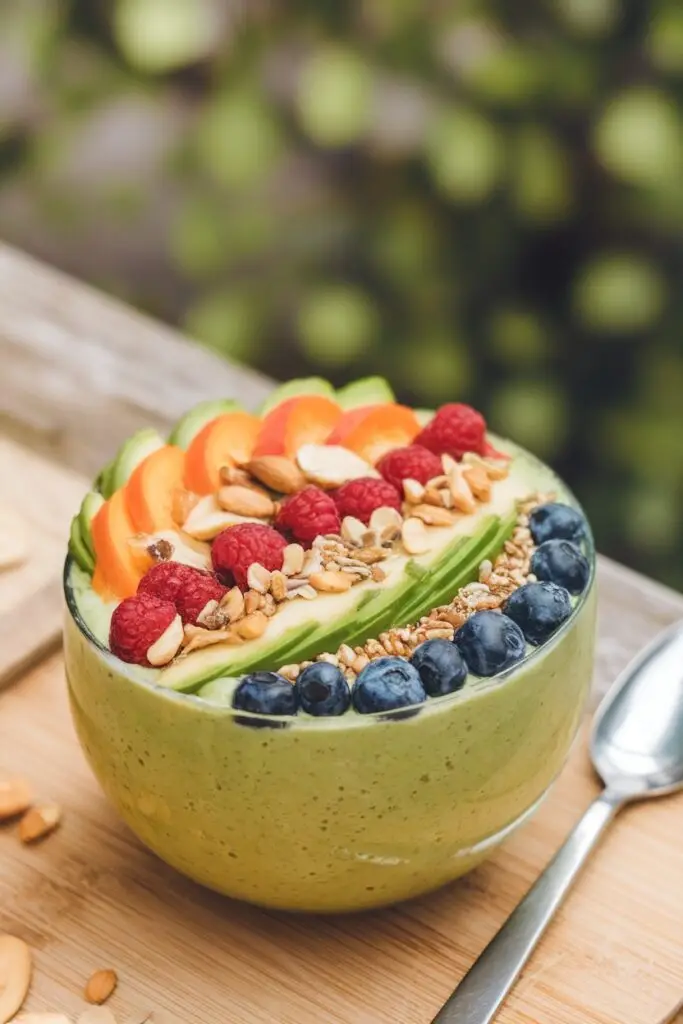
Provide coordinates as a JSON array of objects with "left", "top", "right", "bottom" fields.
[
  {"left": 110, "top": 593, "right": 177, "bottom": 666},
  {"left": 138, "top": 561, "right": 227, "bottom": 624},
  {"left": 415, "top": 403, "right": 486, "bottom": 461},
  {"left": 212, "top": 523, "right": 287, "bottom": 590},
  {"left": 376, "top": 445, "right": 443, "bottom": 493},
  {"left": 333, "top": 477, "right": 402, "bottom": 525},
  {"left": 275, "top": 486, "right": 341, "bottom": 545}
]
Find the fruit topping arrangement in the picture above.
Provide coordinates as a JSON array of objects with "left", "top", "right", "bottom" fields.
[{"left": 68, "top": 377, "right": 592, "bottom": 719}]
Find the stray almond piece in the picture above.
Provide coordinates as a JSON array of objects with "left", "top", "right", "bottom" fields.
[
  {"left": 171, "top": 487, "right": 199, "bottom": 528},
  {"left": 308, "top": 571, "right": 354, "bottom": 594},
  {"left": 217, "top": 485, "right": 274, "bottom": 519},
  {"left": 246, "top": 456, "right": 306, "bottom": 494},
  {"left": 281, "top": 543, "right": 305, "bottom": 577},
  {"left": 401, "top": 517, "right": 431, "bottom": 555},
  {"left": 403, "top": 478, "right": 425, "bottom": 504},
  {"left": 447, "top": 463, "right": 477, "bottom": 514},
  {"left": 463, "top": 464, "right": 492, "bottom": 502},
  {"left": 296, "top": 444, "right": 378, "bottom": 489},
  {"left": 18, "top": 803, "right": 62, "bottom": 844},
  {"left": 195, "top": 599, "right": 220, "bottom": 627},
  {"left": 247, "top": 562, "right": 271, "bottom": 594},
  {"left": 146, "top": 614, "right": 184, "bottom": 667},
  {"left": 85, "top": 969, "right": 118, "bottom": 1006},
  {"left": 182, "top": 495, "right": 262, "bottom": 541},
  {"left": 371, "top": 565, "right": 387, "bottom": 583},
  {"left": 411, "top": 504, "right": 454, "bottom": 527},
  {"left": 244, "top": 590, "right": 263, "bottom": 615},
  {"left": 286, "top": 584, "right": 317, "bottom": 600},
  {"left": 234, "top": 611, "right": 269, "bottom": 640},
  {"left": 220, "top": 586, "right": 245, "bottom": 622},
  {"left": 0, "top": 777, "right": 33, "bottom": 821},
  {"left": 340, "top": 516, "right": 366, "bottom": 548},
  {"left": 423, "top": 486, "right": 449, "bottom": 508},
  {"left": 462, "top": 451, "right": 509, "bottom": 481},
  {"left": 269, "top": 571, "right": 287, "bottom": 603},
  {"left": 0, "top": 934, "right": 32, "bottom": 1024},
  {"left": 219, "top": 464, "right": 256, "bottom": 488},
  {"left": 181, "top": 625, "right": 242, "bottom": 654},
  {"left": 369, "top": 506, "right": 403, "bottom": 534},
  {"left": 77, "top": 1010, "right": 118, "bottom": 1024}
]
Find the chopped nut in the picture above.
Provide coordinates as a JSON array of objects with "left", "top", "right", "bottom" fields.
[
  {"left": 0, "top": 777, "right": 33, "bottom": 821},
  {"left": 196, "top": 599, "right": 220, "bottom": 627},
  {"left": 371, "top": 565, "right": 387, "bottom": 583},
  {"left": 309, "top": 571, "right": 354, "bottom": 594},
  {"left": 411, "top": 504, "right": 454, "bottom": 527},
  {"left": 282, "top": 543, "right": 305, "bottom": 576},
  {"left": 296, "top": 444, "right": 378, "bottom": 488},
  {"left": 446, "top": 461, "right": 477, "bottom": 514},
  {"left": 246, "top": 455, "right": 306, "bottom": 494},
  {"left": 171, "top": 487, "right": 199, "bottom": 528},
  {"left": 220, "top": 586, "right": 245, "bottom": 622},
  {"left": 352, "top": 654, "right": 370, "bottom": 674},
  {"left": 85, "top": 969, "right": 118, "bottom": 1006},
  {"left": 463, "top": 463, "right": 492, "bottom": 502},
  {"left": 18, "top": 803, "right": 62, "bottom": 844},
  {"left": 0, "top": 934, "right": 32, "bottom": 1024},
  {"left": 247, "top": 562, "right": 272, "bottom": 594},
  {"left": 401, "top": 517, "right": 431, "bottom": 554},
  {"left": 479, "top": 558, "right": 493, "bottom": 582},
  {"left": 183, "top": 495, "right": 262, "bottom": 540},
  {"left": 269, "top": 570, "right": 288, "bottom": 602},
  {"left": 369, "top": 506, "right": 403, "bottom": 535},
  {"left": 341, "top": 516, "right": 367, "bottom": 547},
  {"left": 301, "top": 548, "right": 323, "bottom": 577},
  {"left": 317, "top": 652, "right": 339, "bottom": 666},
  {"left": 423, "top": 486, "right": 449, "bottom": 508},
  {"left": 219, "top": 464, "right": 254, "bottom": 488},
  {"left": 181, "top": 625, "right": 242, "bottom": 654},
  {"left": 146, "top": 614, "right": 184, "bottom": 667},
  {"left": 349, "top": 546, "right": 386, "bottom": 565},
  {"left": 288, "top": 584, "right": 318, "bottom": 601},
  {"left": 218, "top": 485, "right": 275, "bottom": 519},
  {"left": 337, "top": 644, "right": 356, "bottom": 667},
  {"left": 403, "top": 478, "right": 425, "bottom": 503},
  {"left": 278, "top": 664, "right": 301, "bottom": 682},
  {"left": 235, "top": 611, "right": 269, "bottom": 640},
  {"left": 244, "top": 590, "right": 264, "bottom": 614}
]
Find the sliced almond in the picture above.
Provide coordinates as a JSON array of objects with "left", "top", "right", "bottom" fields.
[
  {"left": 77, "top": 1010, "right": 118, "bottom": 1024},
  {"left": 18, "top": 803, "right": 62, "bottom": 844},
  {"left": 351, "top": 547, "right": 387, "bottom": 565},
  {"left": 183, "top": 495, "right": 262, "bottom": 541},
  {"left": 0, "top": 777, "right": 33, "bottom": 821},
  {"left": 84, "top": 968, "right": 117, "bottom": 1006},
  {"left": 447, "top": 462, "right": 477, "bottom": 514},
  {"left": 217, "top": 485, "right": 274, "bottom": 519},
  {"left": 401, "top": 517, "right": 431, "bottom": 555},
  {"left": 182, "top": 625, "right": 242, "bottom": 654},
  {"left": 369, "top": 506, "right": 403, "bottom": 535},
  {"left": 411, "top": 504, "right": 454, "bottom": 527},
  {"left": 234, "top": 611, "right": 269, "bottom": 640},
  {"left": 296, "top": 444, "right": 378, "bottom": 488},
  {"left": 341, "top": 516, "right": 367, "bottom": 548},
  {"left": 463, "top": 463, "right": 492, "bottom": 501},
  {"left": 371, "top": 565, "right": 387, "bottom": 583},
  {"left": 247, "top": 563, "right": 271, "bottom": 594},
  {"left": 402, "top": 478, "right": 425, "bottom": 504},
  {"left": 220, "top": 464, "right": 263, "bottom": 489},
  {"left": 269, "top": 571, "right": 287, "bottom": 603},
  {"left": 462, "top": 451, "right": 510, "bottom": 480},
  {"left": 219, "top": 586, "right": 245, "bottom": 622},
  {"left": 439, "top": 487, "right": 454, "bottom": 509},
  {"left": 145, "top": 614, "right": 184, "bottom": 667},
  {"left": 309, "top": 571, "right": 354, "bottom": 594},
  {"left": 243, "top": 590, "right": 263, "bottom": 615},
  {"left": 195, "top": 600, "right": 221, "bottom": 628},
  {"left": 281, "top": 543, "right": 305, "bottom": 577},
  {"left": 300, "top": 548, "right": 323, "bottom": 578},
  {"left": 0, "top": 934, "right": 32, "bottom": 1024},
  {"left": 246, "top": 456, "right": 306, "bottom": 494},
  {"left": 171, "top": 487, "right": 199, "bottom": 528},
  {"left": 287, "top": 583, "right": 318, "bottom": 601},
  {"left": 423, "top": 486, "right": 449, "bottom": 508},
  {"left": 337, "top": 644, "right": 356, "bottom": 667}
]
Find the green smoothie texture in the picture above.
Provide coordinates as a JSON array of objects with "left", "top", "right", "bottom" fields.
[{"left": 64, "top": 437, "right": 597, "bottom": 912}]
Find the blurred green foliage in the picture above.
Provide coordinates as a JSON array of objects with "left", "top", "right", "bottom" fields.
[{"left": 0, "top": 0, "right": 682, "bottom": 589}]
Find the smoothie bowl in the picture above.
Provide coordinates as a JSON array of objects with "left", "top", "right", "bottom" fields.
[{"left": 64, "top": 377, "right": 597, "bottom": 912}]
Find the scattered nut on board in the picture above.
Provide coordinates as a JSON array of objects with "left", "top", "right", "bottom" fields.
[
  {"left": 19, "top": 804, "right": 62, "bottom": 844},
  {"left": 0, "top": 777, "right": 33, "bottom": 821},
  {"left": 84, "top": 969, "right": 118, "bottom": 1005},
  {"left": 0, "top": 934, "right": 32, "bottom": 1024}
]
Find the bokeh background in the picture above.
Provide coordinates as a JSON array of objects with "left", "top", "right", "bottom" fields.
[{"left": 1, "top": 0, "right": 682, "bottom": 589}]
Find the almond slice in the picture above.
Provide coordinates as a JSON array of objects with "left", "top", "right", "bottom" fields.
[
  {"left": 269, "top": 571, "right": 288, "bottom": 603},
  {"left": 463, "top": 463, "right": 492, "bottom": 502},
  {"left": 281, "top": 543, "right": 305, "bottom": 577},
  {"left": 85, "top": 969, "right": 118, "bottom": 1006},
  {"left": 446, "top": 461, "right": 477, "bottom": 514},
  {"left": 0, "top": 934, "right": 32, "bottom": 1024},
  {"left": 341, "top": 516, "right": 367, "bottom": 548},
  {"left": 234, "top": 611, "right": 269, "bottom": 640},
  {"left": 181, "top": 625, "right": 242, "bottom": 654},
  {"left": 402, "top": 478, "right": 425, "bottom": 504},
  {"left": 309, "top": 571, "right": 354, "bottom": 594},
  {"left": 247, "top": 563, "right": 271, "bottom": 594},
  {"left": 368, "top": 506, "right": 403, "bottom": 535},
  {"left": 219, "top": 586, "right": 245, "bottom": 622},
  {"left": 411, "top": 504, "right": 454, "bottom": 527},
  {"left": 18, "top": 803, "right": 62, "bottom": 844},
  {"left": 401, "top": 517, "right": 431, "bottom": 555},
  {"left": 246, "top": 456, "right": 306, "bottom": 494},
  {"left": 462, "top": 451, "right": 510, "bottom": 481},
  {"left": 182, "top": 495, "right": 262, "bottom": 541},
  {"left": 217, "top": 485, "right": 274, "bottom": 519},
  {"left": 296, "top": 444, "right": 378, "bottom": 489},
  {"left": 146, "top": 614, "right": 184, "bottom": 667},
  {"left": 0, "top": 777, "right": 33, "bottom": 821}
]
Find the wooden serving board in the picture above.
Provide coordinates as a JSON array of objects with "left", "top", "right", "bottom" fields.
[{"left": 1, "top": 645, "right": 682, "bottom": 1024}]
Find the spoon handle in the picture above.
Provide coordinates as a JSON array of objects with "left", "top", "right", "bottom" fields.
[{"left": 430, "top": 789, "right": 624, "bottom": 1024}]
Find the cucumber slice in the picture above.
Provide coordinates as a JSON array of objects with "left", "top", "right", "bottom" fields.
[
  {"left": 168, "top": 399, "right": 241, "bottom": 450},
  {"left": 109, "top": 428, "right": 165, "bottom": 493},
  {"left": 336, "top": 376, "right": 396, "bottom": 409},
  {"left": 78, "top": 491, "right": 105, "bottom": 560},
  {"left": 69, "top": 516, "right": 94, "bottom": 574},
  {"left": 259, "top": 377, "right": 335, "bottom": 416},
  {"left": 94, "top": 459, "right": 116, "bottom": 498}
]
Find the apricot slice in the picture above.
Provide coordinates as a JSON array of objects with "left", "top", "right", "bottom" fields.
[
  {"left": 184, "top": 411, "right": 261, "bottom": 495},
  {"left": 91, "top": 489, "right": 149, "bottom": 600},
  {"left": 252, "top": 395, "right": 342, "bottom": 460},
  {"left": 125, "top": 445, "right": 186, "bottom": 534},
  {"left": 329, "top": 404, "right": 421, "bottom": 464}
]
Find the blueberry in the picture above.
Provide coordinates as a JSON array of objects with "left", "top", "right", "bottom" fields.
[
  {"left": 531, "top": 539, "right": 590, "bottom": 595},
  {"left": 352, "top": 657, "right": 426, "bottom": 715},
  {"left": 503, "top": 582, "right": 572, "bottom": 646},
  {"left": 297, "top": 662, "right": 351, "bottom": 716},
  {"left": 453, "top": 611, "right": 526, "bottom": 676},
  {"left": 528, "top": 503, "right": 586, "bottom": 545},
  {"left": 410, "top": 639, "right": 468, "bottom": 697},
  {"left": 233, "top": 671, "right": 298, "bottom": 719}
]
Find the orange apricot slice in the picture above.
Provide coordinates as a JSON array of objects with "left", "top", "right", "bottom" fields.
[
  {"left": 184, "top": 411, "right": 261, "bottom": 495},
  {"left": 252, "top": 395, "right": 342, "bottom": 460},
  {"left": 125, "top": 445, "right": 186, "bottom": 534},
  {"left": 91, "top": 489, "right": 149, "bottom": 600},
  {"left": 328, "top": 404, "right": 421, "bottom": 464}
]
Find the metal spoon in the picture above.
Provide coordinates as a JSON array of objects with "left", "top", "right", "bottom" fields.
[{"left": 431, "top": 619, "right": 683, "bottom": 1024}]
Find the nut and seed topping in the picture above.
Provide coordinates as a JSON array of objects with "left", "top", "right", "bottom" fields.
[
  {"left": 18, "top": 803, "right": 62, "bottom": 844},
  {"left": 217, "top": 485, "right": 275, "bottom": 519},
  {"left": 296, "top": 444, "right": 378, "bottom": 488},
  {"left": 281, "top": 543, "right": 305, "bottom": 577},
  {"left": 401, "top": 516, "right": 431, "bottom": 555},
  {"left": 246, "top": 455, "right": 306, "bottom": 494},
  {"left": 403, "top": 478, "right": 425, "bottom": 504},
  {"left": 247, "top": 562, "right": 272, "bottom": 594},
  {"left": 411, "top": 504, "right": 454, "bottom": 527},
  {"left": 309, "top": 571, "right": 354, "bottom": 594}
]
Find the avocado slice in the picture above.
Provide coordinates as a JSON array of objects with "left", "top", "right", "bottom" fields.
[
  {"left": 336, "top": 376, "right": 396, "bottom": 409},
  {"left": 168, "top": 398, "right": 241, "bottom": 449},
  {"left": 108, "top": 428, "right": 165, "bottom": 494},
  {"left": 69, "top": 516, "right": 94, "bottom": 574},
  {"left": 259, "top": 377, "right": 335, "bottom": 416}
]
